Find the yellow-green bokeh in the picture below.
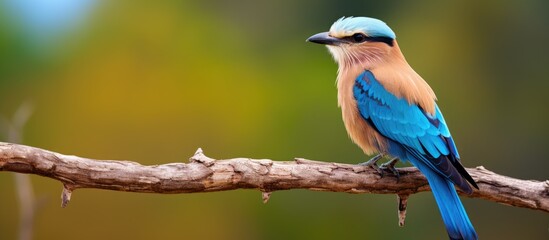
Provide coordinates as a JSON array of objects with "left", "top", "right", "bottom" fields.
[{"left": 0, "top": 1, "right": 547, "bottom": 239}]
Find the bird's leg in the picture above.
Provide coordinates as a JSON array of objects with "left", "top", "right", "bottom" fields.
[
  {"left": 380, "top": 157, "right": 400, "bottom": 181},
  {"left": 358, "top": 153, "right": 384, "bottom": 175}
]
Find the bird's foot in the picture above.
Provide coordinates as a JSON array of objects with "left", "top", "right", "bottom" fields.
[
  {"left": 358, "top": 154, "right": 384, "bottom": 175},
  {"left": 380, "top": 157, "right": 400, "bottom": 181}
]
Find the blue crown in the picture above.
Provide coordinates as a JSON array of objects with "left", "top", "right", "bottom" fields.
[{"left": 330, "top": 17, "right": 396, "bottom": 39}]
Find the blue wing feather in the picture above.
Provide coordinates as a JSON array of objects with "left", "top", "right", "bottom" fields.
[
  {"left": 355, "top": 71, "right": 456, "bottom": 160},
  {"left": 353, "top": 71, "right": 476, "bottom": 192}
]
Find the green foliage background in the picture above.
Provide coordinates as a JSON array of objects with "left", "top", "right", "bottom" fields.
[{"left": 0, "top": 1, "right": 547, "bottom": 239}]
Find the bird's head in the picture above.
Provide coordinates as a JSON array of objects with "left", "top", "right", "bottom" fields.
[{"left": 307, "top": 17, "right": 397, "bottom": 68}]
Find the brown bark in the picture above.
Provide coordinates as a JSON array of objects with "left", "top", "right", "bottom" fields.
[{"left": 0, "top": 142, "right": 547, "bottom": 215}]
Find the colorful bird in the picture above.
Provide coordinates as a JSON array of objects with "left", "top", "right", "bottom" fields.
[{"left": 307, "top": 17, "right": 478, "bottom": 240}]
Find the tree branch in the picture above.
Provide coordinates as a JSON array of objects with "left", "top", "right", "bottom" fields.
[
  {"left": 0, "top": 142, "right": 547, "bottom": 217},
  {"left": 3, "top": 102, "right": 38, "bottom": 240}
]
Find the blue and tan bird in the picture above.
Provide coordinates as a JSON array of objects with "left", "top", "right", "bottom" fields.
[{"left": 307, "top": 17, "right": 478, "bottom": 240}]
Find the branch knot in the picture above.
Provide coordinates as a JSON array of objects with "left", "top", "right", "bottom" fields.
[{"left": 189, "top": 148, "right": 215, "bottom": 166}]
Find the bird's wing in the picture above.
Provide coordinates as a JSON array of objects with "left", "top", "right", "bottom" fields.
[
  {"left": 354, "top": 71, "right": 476, "bottom": 190},
  {"left": 354, "top": 71, "right": 457, "bottom": 159}
]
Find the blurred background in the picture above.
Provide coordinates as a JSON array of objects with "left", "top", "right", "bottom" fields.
[{"left": 0, "top": 0, "right": 547, "bottom": 239}]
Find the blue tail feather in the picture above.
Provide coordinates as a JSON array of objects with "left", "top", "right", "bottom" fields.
[{"left": 410, "top": 156, "right": 478, "bottom": 240}]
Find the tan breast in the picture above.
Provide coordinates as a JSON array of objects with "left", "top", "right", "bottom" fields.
[{"left": 337, "top": 66, "right": 388, "bottom": 155}]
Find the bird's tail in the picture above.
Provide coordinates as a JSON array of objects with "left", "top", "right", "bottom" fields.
[{"left": 412, "top": 158, "right": 478, "bottom": 240}]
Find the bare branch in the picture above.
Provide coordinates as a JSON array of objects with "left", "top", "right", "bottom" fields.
[
  {"left": 13, "top": 174, "right": 36, "bottom": 240},
  {"left": 0, "top": 142, "right": 547, "bottom": 213},
  {"left": 262, "top": 191, "right": 272, "bottom": 204},
  {"left": 397, "top": 194, "right": 409, "bottom": 226},
  {"left": 3, "top": 101, "right": 36, "bottom": 240}
]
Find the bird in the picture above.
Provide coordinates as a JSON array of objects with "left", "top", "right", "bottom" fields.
[{"left": 307, "top": 17, "right": 479, "bottom": 240}]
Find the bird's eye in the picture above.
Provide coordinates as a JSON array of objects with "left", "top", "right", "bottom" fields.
[{"left": 352, "top": 33, "right": 367, "bottom": 43}]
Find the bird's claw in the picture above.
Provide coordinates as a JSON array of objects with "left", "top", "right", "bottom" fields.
[
  {"left": 380, "top": 157, "right": 400, "bottom": 181},
  {"left": 359, "top": 154, "right": 384, "bottom": 176}
]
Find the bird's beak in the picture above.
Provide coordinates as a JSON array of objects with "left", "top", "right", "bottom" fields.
[{"left": 306, "top": 32, "right": 342, "bottom": 46}]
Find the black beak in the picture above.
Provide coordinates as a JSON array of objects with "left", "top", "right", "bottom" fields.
[{"left": 306, "top": 32, "right": 343, "bottom": 46}]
